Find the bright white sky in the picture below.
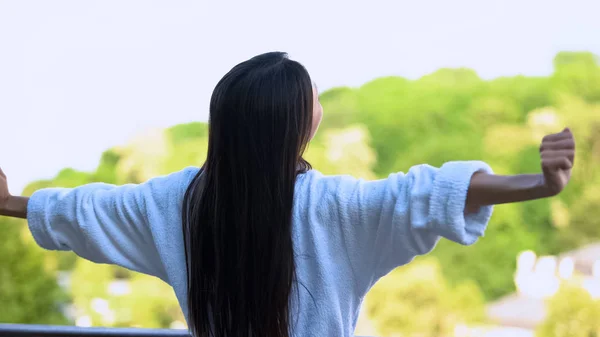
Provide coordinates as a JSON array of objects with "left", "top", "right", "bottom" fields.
[{"left": 1, "top": 0, "right": 599, "bottom": 193}]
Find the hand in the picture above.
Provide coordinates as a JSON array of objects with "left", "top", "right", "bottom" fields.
[
  {"left": 539, "top": 128, "right": 575, "bottom": 196},
  {"left": 0, "top": 167, "right": 10, "bottom": 209}
]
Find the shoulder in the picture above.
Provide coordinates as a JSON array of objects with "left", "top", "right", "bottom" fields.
[
  {"left": 295, "top": 169, "right": 401, "bottom": 198},
  {"left": 295, "top": 170, "right": 359, "bottom": 198},
  {"left": 296, "top": 169, "right": 362, "bottom": 188},
  {"left": 293, "top": 170, "right": 390, "bottom": 217},
  {"left": 145, "top": 166, "right": 200, "bottom": 190},
  {"left": 137, "top": 166, "right": 201, "bottom": 207}
]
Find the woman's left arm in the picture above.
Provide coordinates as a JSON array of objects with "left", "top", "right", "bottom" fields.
[
  {"left": 0, "top": 167, "right": 27, "bottom": 218},
  {"left": 0, "top": 168, "right": 195, "bottom": 280},
  {"left": 0, "top": 195, "right": 28, "bottom": 218}
]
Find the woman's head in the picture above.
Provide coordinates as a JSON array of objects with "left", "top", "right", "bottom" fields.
[
  {"left": 207, "top": 52, "right": 321, "bottom": 172},
  {"left": 182, "top": 52, "right": 319, "bottom": 337}
]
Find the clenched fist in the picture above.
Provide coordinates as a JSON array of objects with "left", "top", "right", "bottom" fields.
[{"left": 539, "top": 128, "right": 575, "bottom": 196}]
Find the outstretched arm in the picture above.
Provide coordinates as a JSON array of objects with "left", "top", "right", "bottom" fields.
[
  {"left": 313, "top": 128, "right": 575, "bottom": 295},
  {"left": 0, "top": 167, "right": 197, "bottom": 280},
  {"left": 465, "top": 128, "right": 575, "bottom": 212}
]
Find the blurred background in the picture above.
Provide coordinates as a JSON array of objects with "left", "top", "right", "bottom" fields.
[{"left": 1, "top": 1, "right": 600, "bottom": 336}]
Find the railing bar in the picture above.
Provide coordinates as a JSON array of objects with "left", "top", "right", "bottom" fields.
[
  {"left": 0, "top": 324, "right": 374, "bottom": 337},
  {"left": 0, "top": 324, "right": 190, "bottom": 337}
]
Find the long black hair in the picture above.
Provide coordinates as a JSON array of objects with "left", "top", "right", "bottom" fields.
[{"left": 182, "top": 52, "right": 314, "bottom": 337}]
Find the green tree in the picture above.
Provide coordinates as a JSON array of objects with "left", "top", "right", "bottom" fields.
[
  {"left": 0, "top": 217, "right": 67, "bottom": 324},
  {"left": 536, "top": 285, "right": 600, "bottom": 337},
  {"left": 69, "top": 259, "right": 184, "bottom": 328},
  {"left": 552, "top": 52, "right": 600, "bottom": 102},
  {"left": 304, "top": 125, "right": 377, "bottom": 179},
  {"left": 365, "top": 257, "right": 485, "bottom": 337}
]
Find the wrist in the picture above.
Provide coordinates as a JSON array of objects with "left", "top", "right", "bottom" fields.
[
  {"left": 0, "top": 194, "right": 11, "bottom": 212},
  {"left": 531, "top": 174, "right": 556, "bottom": 199},
  {"left": 499, "top": 173, "right": 554, "bottom": 203},
  {"left": 0, "top": 195, "right": 29, "bottom": 219}
]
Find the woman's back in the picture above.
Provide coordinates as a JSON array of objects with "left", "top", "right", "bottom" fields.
[{"left": 25, "top": 158, "right": 494, "bottom": 336}]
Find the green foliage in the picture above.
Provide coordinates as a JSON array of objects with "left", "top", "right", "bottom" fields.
[
  {"left": 95, "top": 150, "right": 122, "bottom": 184},
  {"left": 69, "top": 260, "right": 183, "bottom": 328},
  {"left": 0, "top": 218, "right": 68, "bottom": 324},
  {"left": 318, "top": 87, "right": 360, "bottom": 129},
  {"left": 430, "top": 203, "right": 537, "bottom": 300},
  {"left": 163, "top": 123, "right": 209, "bottom": 173},
  {"left": 366, "top": 258, "right": 485, "bottom": 337},
  {"left": 552, "top": 52, "right": 600, "bottom": 102},
  {"left": 468, "top": 95, "right": 523, "bottom": 127},
  {"left": 485, "top": 76, "right": 552, "bottom": 116},
  {"left": 166, "top": 122, "right": 208, "bottom": 144},
  {"left": 536, "top": 285, "right": 600, "bottom": 337},
  {"left": 304, "top": 125, "right": 377, "bottom": 179}
]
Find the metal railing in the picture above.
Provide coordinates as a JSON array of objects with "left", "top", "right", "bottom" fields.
[
  {"left": 0, "top": 324, "right": 372, "bottom": 337},
  {"left": 0, "top": 324, "right": 189, "bottom": 337}
]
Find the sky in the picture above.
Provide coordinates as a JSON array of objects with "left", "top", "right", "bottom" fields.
[{"left": 1, "top": 0, "right": 599, "bottom": 193}]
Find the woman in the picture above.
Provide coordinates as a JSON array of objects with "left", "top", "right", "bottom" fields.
[{"left": 0, "top": 52, "right": 575, "bottom": 337}]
